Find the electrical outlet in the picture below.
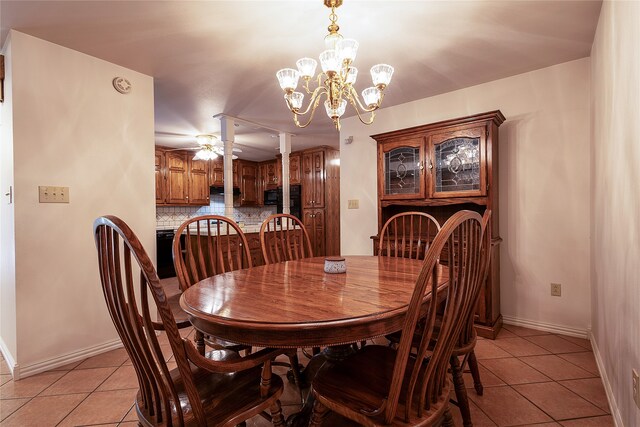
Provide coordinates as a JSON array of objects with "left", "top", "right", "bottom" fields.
[
  {"left": 347, "top": 199, "right": 359, "bottom": 209},
  {"left": 38, "top": 186, "right": 69, "bottom": 203},
  {"left": 550, "top": 283, "right": 562, "bottom": 297},
  {"left": 633, "top": 369, "right": 639, "bottom": 409}
]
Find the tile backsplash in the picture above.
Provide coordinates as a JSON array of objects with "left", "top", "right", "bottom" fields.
[{"left": 156, "top": 195, "right": 276, "bottom": 230}]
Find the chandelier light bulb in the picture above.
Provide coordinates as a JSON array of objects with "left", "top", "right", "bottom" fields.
[
  {"left": 324, "top": 99, "right": 347, "bottom": 119},
  {"left": 370, "top": 64, "right": 394, "bottom": 88},
  {"left": 324, "top": 32, "right": 344, "bottom": 50},
  {"left": 288, "top": 92, "right": 304, "bottom": 110},
  {"left": 362, "top": 87, "right": 381, "bottom": 108},
  {"left": 296, "top": 58, "right": 318, "bottom": 79},
  {"left": 276, "top": 68, "right": 300, "bottom": 91},
  {"left": 319, "top": 50, "right": 341, "bottom": 74},
  {"left": 345, "top": 67, "right": 358, "bottom": 85},
  {"left": 336, "top": 38, "right": 359, "bottom": 63}
]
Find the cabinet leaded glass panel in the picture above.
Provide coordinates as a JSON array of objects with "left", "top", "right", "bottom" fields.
[
  {"left": 434, "top": 137, "right": 480, "bottom": 193},
  {"left": 384, "top": 147, "right": 420, "bottom": 195}
]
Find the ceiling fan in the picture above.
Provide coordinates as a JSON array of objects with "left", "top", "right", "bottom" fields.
[{"left": 167, "top": 134, "right": 242, "bottom": 160}]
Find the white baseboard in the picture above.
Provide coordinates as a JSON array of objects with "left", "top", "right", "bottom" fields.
[
  {"left": 502, "top": 315, "right": 589, "bottom": 339},
  {"left": 590, "top": 332, "right": 624, "bottom": 427},
  {"left": 15, "top": 339, "right": 124, "bottom": 379},
  {"left": 0, "top": 336, "right": 19, "bottom": 380}
]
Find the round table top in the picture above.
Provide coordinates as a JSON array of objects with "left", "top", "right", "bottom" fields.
[{"left": 180, "top": 255, "right": 446, "bottom": 348}]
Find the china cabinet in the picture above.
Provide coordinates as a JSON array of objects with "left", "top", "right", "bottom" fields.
[{"left": 373, "top": 110, "right": 505, "bottom": 338}]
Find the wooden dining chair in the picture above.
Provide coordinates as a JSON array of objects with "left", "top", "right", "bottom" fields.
[
  {"left": 447, "top": 209, "right": 492, "bottom": 427},
  {"left": 93, "top": 215, "right": 286, "bottom": 427},
  {"left": 260, "top": 213, "right": 313, "bottom": 264},
  {"left": 173, "top": 215, "right": 252, "bottom": 355},
  {"left": 309, "top": 210, "right": 489, "bottom": 427},
  {"left": 378, "top": 211, "right": 441, "bottom": 260}
]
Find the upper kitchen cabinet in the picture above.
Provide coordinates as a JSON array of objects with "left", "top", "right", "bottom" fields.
[
  {"left": 155, "top": 147, "right": 209, "bottom": 206},
  {"left": 208, "top": 157, "right": 239, "bottom": 188},
  {"left": 237, "top": 161, "right": 258, "bottom": 206},
  {"left": 263, "top": 160, "right": 279, "bottom": 190},
  {"left": 274, "top": 153, "right": 302, "bottom": 186},
  {"left": 301, "top": 150, "right": 325, "bottom": 209}
]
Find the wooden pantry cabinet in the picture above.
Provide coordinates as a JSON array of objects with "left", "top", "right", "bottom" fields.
[
  {"left": 372, "top": 111, "right": 505, "bottom": 338},
  {"left": 301, "top": 147, "right": 340, "bottom": 257}
]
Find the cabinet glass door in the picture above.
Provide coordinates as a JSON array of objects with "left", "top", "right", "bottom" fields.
[
  {"left": 380, "top": 138, "right": 425, "bottom": 200},
  {"left": 429, "top": 126, "right": 486, "bottom": 198}
]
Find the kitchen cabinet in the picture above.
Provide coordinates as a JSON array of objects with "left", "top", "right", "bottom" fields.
[
  {"left": 289, "top": 154, "right": 301, "bottom": 185},
  {"left": 155, "top": 147, "right": 209, "bottom": 206},
  {"left": 372, "top": 110, "right": 505, "bottom": 338},
  {"left": 238, "top": 161, "right": 258, "bottom": 206},
  {"left": 300, "top": 147, "right": 340, "bottom": 257},
  {"left": 263, "top": 160, "right": 279, "bottom": 190},
  {"left": 188, "top": 157, "right": 210, "bottom": 205},
  {"left": 303, "top": 209, "right": 325, "bottom": 257},
  {"left": 208, "top": 157, "right": 239, "bottom": 188},
  {"left": 155, "top": 150, "right": 165, "bottom": 204},
  {"left": 302, "top": 150, "right": 325, "bottom": 209}
]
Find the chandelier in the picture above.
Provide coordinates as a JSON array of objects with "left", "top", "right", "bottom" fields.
[
  {"left": 193, "top": 135, "right": 241, "bottom": 160},
  {"left": 276, "top": 0, "right": 394, "bottom": 131}
]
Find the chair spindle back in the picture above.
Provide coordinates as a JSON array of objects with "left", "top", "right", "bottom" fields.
[
  {"left": 260, "top": 214, "right": 313, "bottom": 264},
  {"left": 378, "top": 212, "right": 441, "bottom": 260}
]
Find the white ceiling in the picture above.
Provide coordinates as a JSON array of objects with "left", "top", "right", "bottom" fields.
[{"left": 1, "top": 0, "right": 602, "bottom": 161}]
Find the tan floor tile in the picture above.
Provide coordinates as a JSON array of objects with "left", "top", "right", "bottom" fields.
[
  {"left": 75, "top": 348, "right": 129, "bottom": 369},
  {"left": 119, "top": 422, "right": 139, "bottom": 426},
  {"left": 123, "top": 404, "right": 138, "bottom": 421},
  {"left": 520, "top": 355, "right": 595, "bottom": 381},
  {"left": 474, "top": 339, "right": 512, "bottom": 359},
  {"left": 468, "top": 385, "right": 552, "bottom": 426},
  {"left": 502, "top": 325, "right": 551, "bottom": 337},
  {"left": 525, "top": 335, "right": 587, "bottom": 354},
  {"left": 559, "top": 415, "right": 614, "bottom": 426},
  {"left": 558, "top": 378, "right": 610, "bottom": 413},
  {"left": 463, "top": 363, "right": 506, "bottom": 389},
  {"left": 50, "top": 360, "right": 83, "bottom": 371},
  {"left": 557, "top": 352, "right": 600, "bottom": 376},
  {"left": 96, "top": 365, "right": 139, "bottom": 391},
  {"left": 557, "top": 335, "right": 592, "bottom": 350},
  {"left": 0, "top": 374, "right": 11, "bottom": 387},
  {"left": 0, "top": 393, "right": 87, "bottom": 427},
  {"left": 273, "top": 366, "right": 305, "bottom": 406},
  {"left": 494, "top": 328, "right": 518, "bottom": 340},
  {"left": 0, "top": 359, "right": 11, "bottom": 375},
  {"left": 450, "top": 398, "right": 497, "bottom": 426},
  {"left": 480, "top": 358, "right": 550, "bottom": 385},
  {"left": 517, "top": 423, "right": 561, "bottom": 426},
  {"left": 493, "top": 337, "right": 551, "bottom": 357},
  {"left": 513, "top": 382, "right": 605, "bottom": 420},
  {"left": 58, "top": 389, "right": 137, "bottom": 426},
  {"left": 0, "top": 398, "right": 30, "bottom": 422},
  {"left": 0, "top": 371, "right": 66, "bottom": 398},
  {"left": 40, "top": 367, "right": 117, "bottom": 396}
]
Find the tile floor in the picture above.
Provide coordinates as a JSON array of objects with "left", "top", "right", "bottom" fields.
[{"left": 0, "top": 324, "right": 613, "bottom": 426}]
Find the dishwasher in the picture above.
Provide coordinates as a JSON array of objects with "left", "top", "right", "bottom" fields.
[{"left": 156, "top": 229, "right": 176, "bottom": 279}]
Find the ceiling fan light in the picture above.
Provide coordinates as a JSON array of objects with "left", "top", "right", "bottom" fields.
[
  {"left": 370, "top": 64, "right": 394, "bottom": 88},
  {"left": 196, "top": 134, "right": 214, "bottom": 146},
  {"left": 324, "top": 99, "right": 347, "bottom": 119},
  {"left": 362, "top": 86, "right": 381, "bottom": 108},
  {"left": 336, "top": 38, "right": 359, "bottom": 63},
  {"left": 296, "top": 57, "right": 318, "bottom": 79},
  {"left": 276, "top": 68, "right": 300, "bottom": 91},
  {"left": 194, "top": 149, "right": 218, "bottom": 161},
  {"left": 319, "top": 50, "right": 341, "bottom": 74}
]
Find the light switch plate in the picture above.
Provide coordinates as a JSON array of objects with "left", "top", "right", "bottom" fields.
[
  {"left": 347, "top": 199, "right": 359, "bottom": 209},
  {"left": 39, "top": 186, "right": 69, "bottom": 203},
  {"left": 551, "top": 283, "right": 562, "bottom": 297}
]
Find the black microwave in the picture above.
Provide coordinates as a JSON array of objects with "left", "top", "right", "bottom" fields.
[{"left": 264, "top": 188, "right": 279, "bottom": 205}]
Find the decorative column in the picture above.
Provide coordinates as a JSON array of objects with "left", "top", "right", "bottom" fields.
[
  {"left": 279, "top": 133, "right": 292, "bottom": 214},
  {"left": 220, "top": 115, "right": 235, "bottom": 219}
]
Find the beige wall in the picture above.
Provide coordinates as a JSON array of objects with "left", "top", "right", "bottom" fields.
[
  {"left": 0, "top": 33, "right": 18, "bottom": 364},
  {"left": 340, "top": 58, "right": 591, "bottom": 334},
  {"left": 1, "top": 31, "right": 156, "bottom": 377},
  {"left": 590, "top": 1, "right": 640, "bottom": 425}
]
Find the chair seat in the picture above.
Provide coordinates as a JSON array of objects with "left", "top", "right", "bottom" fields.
[
  {"left": 136, "top": 349, "right": 284, "bottom": 427},
  {"left": 313, "top": 345, "right": 448, "bottom": 426}
]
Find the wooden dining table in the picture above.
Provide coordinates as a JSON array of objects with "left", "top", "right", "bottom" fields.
[
  {"left": 180, "top": 255, "right": 448, "bottom": 426},
  {"left": 180, "top": 255, "right": 448, "bottom": 350}
]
